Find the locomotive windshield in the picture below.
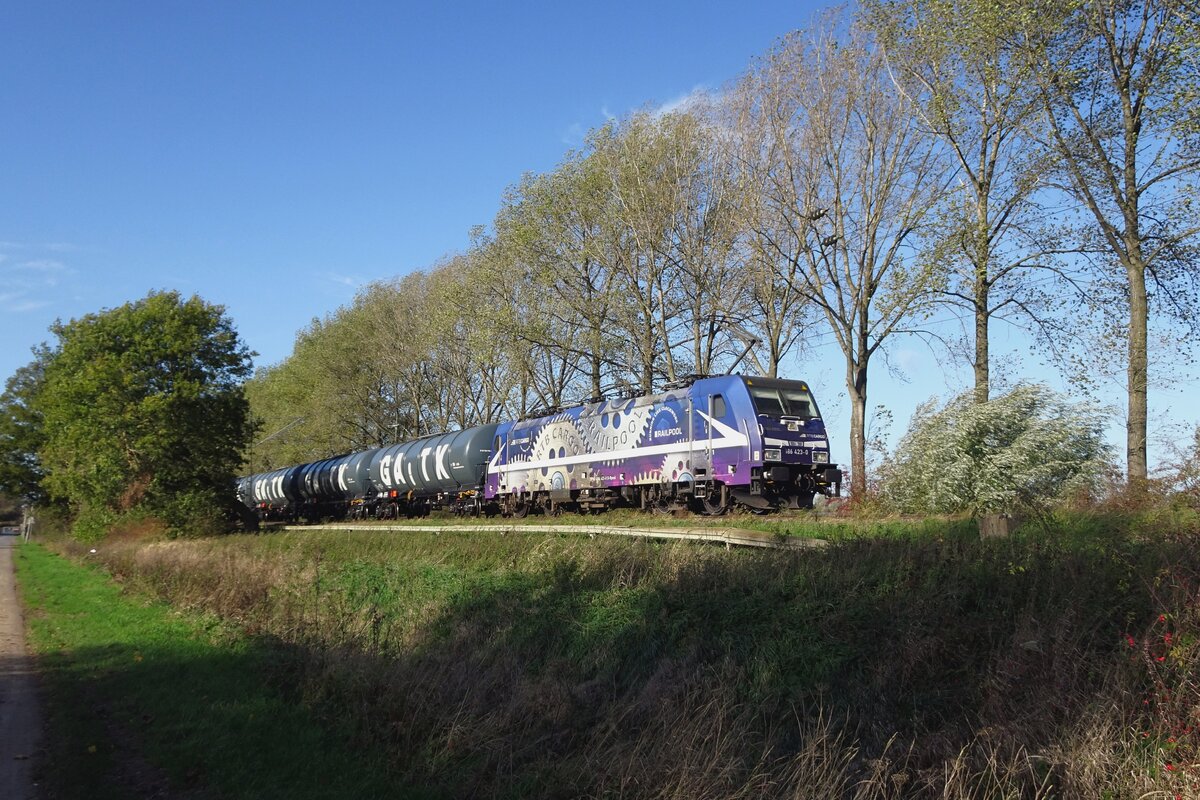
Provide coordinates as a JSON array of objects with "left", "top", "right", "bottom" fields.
[{"left": 748, "top": 384, "right": 819, "bottom": 419}]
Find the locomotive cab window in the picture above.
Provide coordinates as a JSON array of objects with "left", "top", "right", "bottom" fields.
[
  {"left": 711, "top": 394, "right": 727, "bottom": 418},
  {"left": 749, "top": 386, "right": 819, "bottom": 419}
]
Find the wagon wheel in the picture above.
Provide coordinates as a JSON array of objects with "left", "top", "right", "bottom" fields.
[{"left": 509, "top": 498, "right": 530, "bottom": 519}]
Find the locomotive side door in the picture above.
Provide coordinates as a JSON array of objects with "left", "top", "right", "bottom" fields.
[
  {"left": 697, "top": 393, "right": 715, "bottom": 495},
  {"left": 706, "top": 394, "right": 715, "bottom": 465}
]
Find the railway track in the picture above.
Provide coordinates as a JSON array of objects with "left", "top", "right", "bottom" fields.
[{"left": 282, "top": 522, "right": 830, "bottom": 551}]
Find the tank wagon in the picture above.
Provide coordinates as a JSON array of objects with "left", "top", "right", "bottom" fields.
[{"left": 238, "top": 375, "right": 842, "bottom": 520}]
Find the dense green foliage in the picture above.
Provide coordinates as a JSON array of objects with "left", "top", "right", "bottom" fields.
[
  {"left": 34, "top": 291, "right": 255, "bottom": 536},
  {"left": 0, "top": 353, "right": 49, "bottom": 502},
  {"left": 15, "top": 543, "right": 396, "bottom": 800},
  {"left": 879, "top": 384, "right": 1110, "bottom": 513},
  {"left": 48, "top": 511, "right": 1200, "bottom": 798}
]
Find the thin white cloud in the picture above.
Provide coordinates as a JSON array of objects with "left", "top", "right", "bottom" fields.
[
  {"left": 0, "top": 240, "right": 82, "bottom": 253},
  {"left": 320, "top": 271, "right": 362, "bottom": 288},
  {"left": 652, "top": 85, "right": 712, "bottom": 117},
  {"left": 10, "top": 258, "right": 67, "bottom": 273},
  {"left": 560, "top": 89, "right": 719, "bottom": 152},
  {"left": 0, "top": 289, "right": 51, "bottom": 313},
  {"left": 0, "top": 246, "right": 79, "bottom": 312},
  {"left": 2, "top": 299, "right": 51, "bottom": 313},
  {"left": 561, "top": 121, "right": 585, "bottom": 146}
]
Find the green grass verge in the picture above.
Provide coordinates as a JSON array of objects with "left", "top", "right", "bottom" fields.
[{"left": 15, "top": 542, "right": 404, "bottom": 800}]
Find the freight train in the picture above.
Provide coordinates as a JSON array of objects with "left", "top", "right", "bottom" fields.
[{"left": 237, "top": 375, "right": 842, "bottom": 520}]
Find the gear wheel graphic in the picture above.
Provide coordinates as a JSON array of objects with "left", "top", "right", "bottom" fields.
[
  {"left": 531, "top": 420, "right": 587, "bottom": 462},
  {"left": 517, "top": 420, "right": 588, "bottom": 492},
  {"left": 579, "top": 399, "right": 652, "bottom": 455},
  {"left": 661, "top": 453, "right": 694, "bottom": 483}
]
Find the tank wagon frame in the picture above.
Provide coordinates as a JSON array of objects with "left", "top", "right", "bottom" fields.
[{"left": 238, "top": 375, "right": 842, "bottom": 521}]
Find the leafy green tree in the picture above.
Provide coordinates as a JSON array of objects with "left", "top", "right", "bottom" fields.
[
  {"left": 880, "top": 384, "right": 1110, "bottom": 514},
  {"left": 35, "top": 291, "right": 255, "bottom": 535},
  {"left": 246, "top": 294, "right": 402, "bottom": 472},
  {"left": 491, "top": 153, "right": 622, "bottom": 402},
  {"left": 0, "top": 350, "right": 50, "bottom": 503}
]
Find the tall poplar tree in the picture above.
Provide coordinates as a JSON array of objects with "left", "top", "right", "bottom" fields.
[
  {"left": 1018, "top": 0, "right": 1200, "bottom": 485},
  {"left": 865, "top": 0, "right": 1069, "bottom": 403},
  {"left": 735, "top": 17, "right": 949, "bottom": 499}
]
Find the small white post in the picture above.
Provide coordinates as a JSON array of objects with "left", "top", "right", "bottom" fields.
[{"left": 20, "top": 505, "right": 34, "bottom": 542}]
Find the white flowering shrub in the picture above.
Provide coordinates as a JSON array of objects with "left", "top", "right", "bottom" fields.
[
  {"left": 879, "top": 384, "right": 1111, "bottom": 514},
  {"left": 1166, "top": 425, "right": 1200, "bottom": 502}
]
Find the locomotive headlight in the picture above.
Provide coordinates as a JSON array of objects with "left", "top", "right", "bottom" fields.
[
  {"left": 813, "top": 451, "right": 829, "bottom": 464},
  {"left": 764, "top": 448, "right": 782, "bottom": 461}
]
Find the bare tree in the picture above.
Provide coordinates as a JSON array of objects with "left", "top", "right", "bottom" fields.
[
  {"left": 738, "top": 17, "right": 950, "bottom": 499},
  {"left": 1019, "top": 0, "right": 1200, "bottom": 484},
  {"left": 727, "top": 59, "right": 826, "bottom": 377},
  {"left": 866, "top": 0, "right": 1083, "bottom": 403}
]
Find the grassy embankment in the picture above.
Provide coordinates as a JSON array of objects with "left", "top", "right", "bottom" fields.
[{"left": 24, "top": 509, "right": 1200, "bottom": 798}]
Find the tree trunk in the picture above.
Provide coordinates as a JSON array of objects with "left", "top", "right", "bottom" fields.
[
  {"left": 974, "top": 273, "right": 990, "bottom": 404},
  {"left": 590, "top": 354, "right": 602, "bottom": 400},
  {"left": 1127, "top": 258, "right": 1149, "bottom": 485},
  {"left": 847, "top": 362, "right": 868, "bottom": 500}
]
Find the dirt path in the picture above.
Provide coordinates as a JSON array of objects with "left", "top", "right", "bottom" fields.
[{"left": 0, "top": 531, "right": 41, "bottom": 800}]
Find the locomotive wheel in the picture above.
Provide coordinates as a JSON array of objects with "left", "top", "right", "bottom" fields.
[
  {"left": 650, "top": 488, "right": 675, "bottom": 515},
  {"left": 510, "top": 498, "right": 530, "bottom": 518},
  {"left": 696, "top": 491, "right": 728, "bottom": 517}
]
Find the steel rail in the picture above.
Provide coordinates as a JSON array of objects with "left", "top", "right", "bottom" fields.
[{"left": 281, "top": 523, "right": 829, "bottom": 551}]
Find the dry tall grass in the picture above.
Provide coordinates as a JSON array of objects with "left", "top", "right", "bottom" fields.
[{"left": 59, "top": 509, "right": 1200, "bottom": 798}]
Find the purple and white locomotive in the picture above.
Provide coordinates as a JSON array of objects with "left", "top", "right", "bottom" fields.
[{"left": 237, "top": 375, "right": 842, "bottom": 520}]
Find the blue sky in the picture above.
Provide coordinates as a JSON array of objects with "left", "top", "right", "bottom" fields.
[{"left": 1, "top": 1, "right": 1195, "bottom": 470}]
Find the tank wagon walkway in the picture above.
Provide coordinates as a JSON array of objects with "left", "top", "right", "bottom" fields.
[{"left": 0, "top": 531, "right": 41, "bottom": 800}]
